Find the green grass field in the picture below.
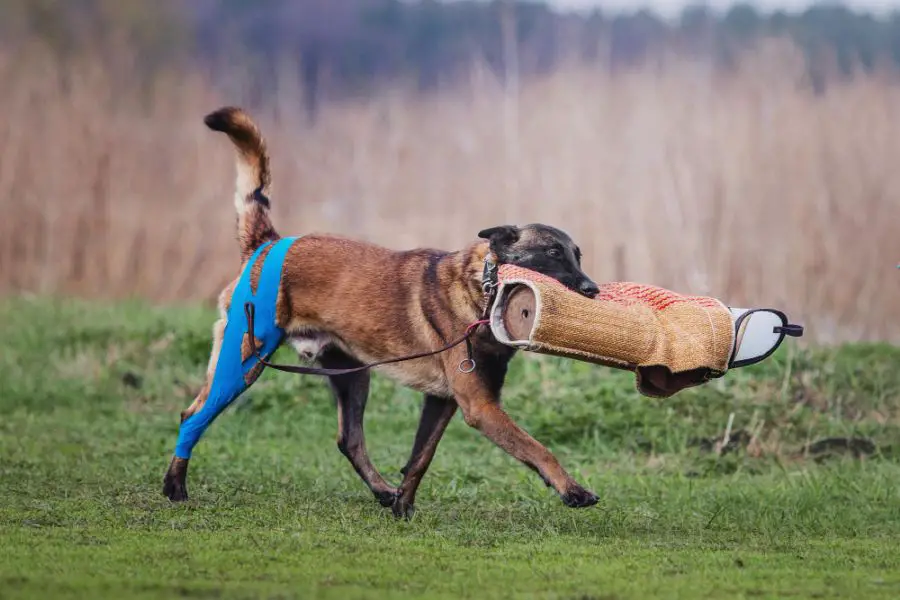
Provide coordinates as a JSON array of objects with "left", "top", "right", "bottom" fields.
[{"left": 2, "top": 296, "right": 900, "bottom": 599}]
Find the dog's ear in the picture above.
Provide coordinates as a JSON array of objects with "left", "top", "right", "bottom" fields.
[{"left": 478, "top": 225, "right": 520, "bottom": 250}]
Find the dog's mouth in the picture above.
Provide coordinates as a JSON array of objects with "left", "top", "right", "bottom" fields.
[
  {"left": 569, "top": 286, "right": 598, "bottom": 300},
  {"left": 538, "top": 278, "right": 599, "bottom": 299}
]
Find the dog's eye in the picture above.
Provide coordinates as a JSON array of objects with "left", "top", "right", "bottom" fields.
[{"left": 547, "top": 248, "right": 562, "bottom": 258}]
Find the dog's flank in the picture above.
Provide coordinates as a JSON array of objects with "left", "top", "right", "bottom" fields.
[{"left": 204, "top": 107, "right": 279, "bottom": 261}]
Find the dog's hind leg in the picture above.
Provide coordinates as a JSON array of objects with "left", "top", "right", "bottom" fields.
[
  {"left": 319, "top": 347, "right": 399, "bottom": 507},
  {"left": 162, "top": 315, "right": 266, "bottom": 502},
  {"left": 392, "top": 394, "right": 457, "bottom": 519},
  {"left": 162, "top": 317, "right": 225, "bottom": 502},
  {"left": 162, "top": 378, "right": 210, "bottom": 502}
]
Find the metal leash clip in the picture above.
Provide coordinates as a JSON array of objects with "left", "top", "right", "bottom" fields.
[{"left": 458, "top": 358, "right": 476, "bottom": 373}]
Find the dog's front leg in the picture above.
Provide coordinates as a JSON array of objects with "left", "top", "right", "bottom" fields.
[
  {"left": 446, "top": 350, "right": 598, "bottom": 509},
  {"left": 459, "top": 397, "right": 598, "bottom": 508},
  {"left": 392, "top": 394, "right": 458, "bottom": 519},
  {"left": 320, "top": 348, "right": 399, "bottom": 507}
]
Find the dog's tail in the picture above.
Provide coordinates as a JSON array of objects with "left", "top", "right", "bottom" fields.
[{"left": 204, "top": 106, "right": 279, "bottom": 261}]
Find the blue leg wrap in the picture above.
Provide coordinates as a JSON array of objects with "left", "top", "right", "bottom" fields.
[{"left": 174, "top": 236, "right": 299, "bottom": 460}]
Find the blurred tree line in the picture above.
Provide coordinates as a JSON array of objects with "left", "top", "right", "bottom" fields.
[{"left": 4, "top": 0, "right": 900, "bottom": 116}]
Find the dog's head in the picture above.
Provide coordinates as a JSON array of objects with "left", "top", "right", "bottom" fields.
[{"left": 478, "top": 224, "right": 599, "bottom": 298}]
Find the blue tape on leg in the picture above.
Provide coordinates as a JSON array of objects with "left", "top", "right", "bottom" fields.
[{"left": 174, "top": 236, "right": 299, "bottom": 459}]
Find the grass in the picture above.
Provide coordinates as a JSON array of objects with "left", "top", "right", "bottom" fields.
[{"left": 2, "top": 296, "right": 900, "bottom": 599}]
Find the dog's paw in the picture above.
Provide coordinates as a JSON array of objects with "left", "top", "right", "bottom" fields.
[
  {"left": 374, "top": 487, "right": 400, "bottom": 508},
  {"left": 560, "top": 485, "right": 598, "bottom": 508},
  {"left": 162, "top": 473, "right": 189, "bottom": 503},
  {"left": 391, "top": 497, "right": 416, "bottom": 521}
]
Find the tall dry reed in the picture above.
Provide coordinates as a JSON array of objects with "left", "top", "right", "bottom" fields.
[{"left": 1, "top": 40, "right": 898, "bottom": 343}]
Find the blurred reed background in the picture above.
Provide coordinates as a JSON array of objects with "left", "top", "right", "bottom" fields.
[{"left": 1, "top": 0, "right": 898, "bottom": 343}]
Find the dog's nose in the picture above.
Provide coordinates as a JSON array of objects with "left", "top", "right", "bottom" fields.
[{"left": 579, "top": 280, "right": 600, "bottom": 297}]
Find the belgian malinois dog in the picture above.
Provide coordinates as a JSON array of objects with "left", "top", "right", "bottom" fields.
[{"left": 162, "top": 106, "right": 601, "bottom": 518}]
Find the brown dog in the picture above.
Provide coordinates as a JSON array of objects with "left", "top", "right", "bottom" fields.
[{"left": 162, "top": 106, "right": 601, "bottom": 518}]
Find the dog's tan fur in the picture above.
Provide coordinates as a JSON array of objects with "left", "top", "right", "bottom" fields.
[{"left": 162, "top": 107, "right": 600, "bottom": 517}]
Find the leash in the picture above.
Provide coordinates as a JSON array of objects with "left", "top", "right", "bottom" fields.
[{"left": 242, "top": 255, "right": 501, "bottom": 377}]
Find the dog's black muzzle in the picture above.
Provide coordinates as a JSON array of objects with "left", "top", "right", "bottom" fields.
[{"left": 578, "top": 279, "right": 600, "bottom": 298}]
